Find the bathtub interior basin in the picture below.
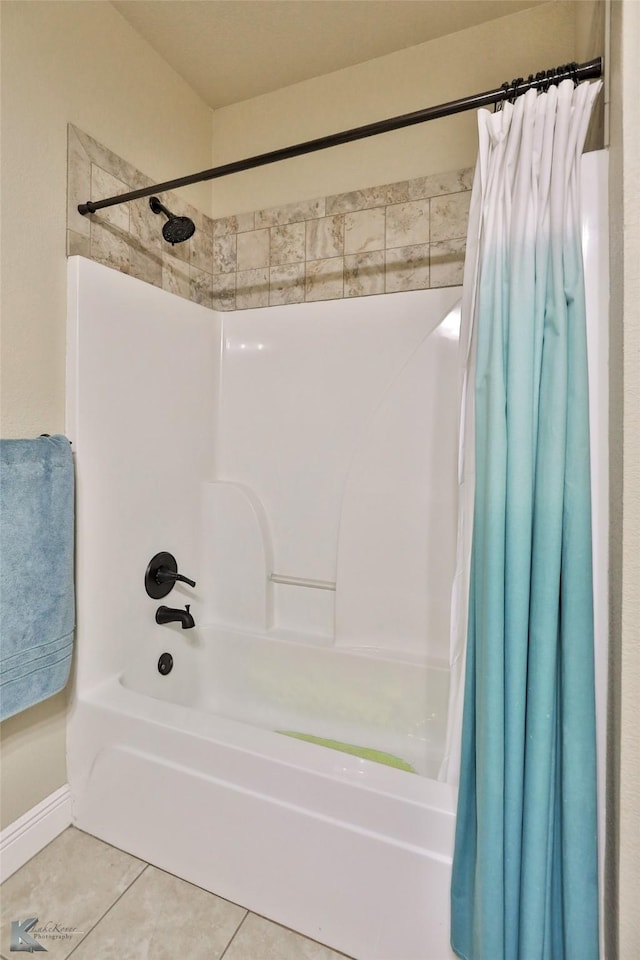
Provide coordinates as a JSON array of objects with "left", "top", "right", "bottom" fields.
[{"left": 122, "top": 624, "right": 450, "bottom": 778}]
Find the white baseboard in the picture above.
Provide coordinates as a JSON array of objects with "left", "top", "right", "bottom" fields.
[{"left": 0, "top": 785, "right": 72, "bottom": 883}]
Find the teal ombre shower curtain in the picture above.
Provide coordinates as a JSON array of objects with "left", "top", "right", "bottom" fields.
[{"left": 450, "top": 77, "right": 602, "bottom": 960}]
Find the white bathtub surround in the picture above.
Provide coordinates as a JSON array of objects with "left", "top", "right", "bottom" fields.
[
  {"left": 582, "top": 150, "right": 610, "bottom": 960},
  {"left": 212, "top": 284, "right": 461, "bottom": 648},
  {"left": 334, "top": 303, "right": 460, "bottom": 655},
  {"left": 66, "top": 258, "right": 462, "bottom": 959}
]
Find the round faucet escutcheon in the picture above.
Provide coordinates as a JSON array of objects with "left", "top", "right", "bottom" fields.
[{"left": 145, "top": 551, "right": 196, "bottom": 599}]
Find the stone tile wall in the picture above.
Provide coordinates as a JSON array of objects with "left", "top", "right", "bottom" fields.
[
  {"left": 67, "top": 125, "right": 216, "bottom": 309},
  {"left": 68, "top": 124, "right": 472, "bottom": 312}
]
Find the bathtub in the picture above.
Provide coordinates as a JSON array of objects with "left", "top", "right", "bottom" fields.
[
  {"left": 66, "top": 258, "right": 462, "bottom": 960},
  {"left": 69, "top": 664, "right": 456, "bottom": 960}
]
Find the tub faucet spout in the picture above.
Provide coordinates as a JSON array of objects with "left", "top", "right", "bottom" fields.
[{"left": 155, "top": 604, "right": 195, "bottom": 629}]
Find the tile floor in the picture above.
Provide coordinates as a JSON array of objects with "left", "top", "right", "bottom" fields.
[{"left": 0, "top": 827, "right": 353, "bottom": 959}]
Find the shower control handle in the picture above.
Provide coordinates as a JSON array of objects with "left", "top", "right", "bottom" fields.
[
  {"left": 155, "top": 568, "right": 196, "bottom": 589},
  {"left": 145, "top": 551, "right": 196, "bottom": 599}
]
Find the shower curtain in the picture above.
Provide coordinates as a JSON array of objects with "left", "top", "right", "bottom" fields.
[{"left": 450, "top": 77, "right": 602, "bottom": 960}]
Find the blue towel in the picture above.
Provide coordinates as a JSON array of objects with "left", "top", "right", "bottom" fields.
[{"left": 0, "top": 435, "right": 75, "bottom": 721}]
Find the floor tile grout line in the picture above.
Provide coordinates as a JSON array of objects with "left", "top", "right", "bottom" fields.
[
  {"left": 218, "top": 909, "right": 250, "bottom": 960},
  {"left": 64, "top": 862, "right": 150, "bottom": 958}
]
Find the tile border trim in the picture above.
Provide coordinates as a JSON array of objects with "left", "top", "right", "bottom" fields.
[{"left": 67, "top": 123, "right": 472, "bottom": 312}]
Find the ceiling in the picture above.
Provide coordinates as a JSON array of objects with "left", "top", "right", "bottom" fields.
[{"left": 112, "top": 0, "right": 546, "bottom": 109}]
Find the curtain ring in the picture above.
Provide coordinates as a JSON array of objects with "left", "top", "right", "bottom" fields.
[
  {"left": 495, "top": 80, "right": 510, "bottom": 112},
  {"left": 511, "top": 77, "right": 523, "bottom": 104},
  {"left": 570, "top": 61, "right": 579, "bottom": 86},
  {"left": 524, "top": 74, "right": 534, "bottom": 101}
]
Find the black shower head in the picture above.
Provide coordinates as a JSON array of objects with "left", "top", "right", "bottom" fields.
[{"left": 149, "top": 196, "right": 196, "bottom": 245}]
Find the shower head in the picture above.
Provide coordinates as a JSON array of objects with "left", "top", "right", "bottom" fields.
[{"left": 149, "top": 196, "right": 196, "bottom": 245}]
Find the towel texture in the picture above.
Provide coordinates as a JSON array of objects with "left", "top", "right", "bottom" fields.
[{"left": 0, "top": 435, "right": 75, "bottom": 721}]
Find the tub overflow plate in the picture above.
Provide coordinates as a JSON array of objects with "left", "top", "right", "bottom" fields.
[{"left": 158, "top": 652, "right": 173, "bottom": 676}]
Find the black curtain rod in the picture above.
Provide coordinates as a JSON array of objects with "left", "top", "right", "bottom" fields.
[{"left": 78, "top": 57, "right": 601, "bottom": 216}]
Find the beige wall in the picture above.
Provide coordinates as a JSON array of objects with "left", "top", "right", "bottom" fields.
[
  {"left": 209, "top": 1, "right": 577, "bottom": 217},
  {"left": 609, "top": 2, "right": 640, "bottom": 954},
  {"left": 0, "top": 0, "right": 213, "bottom": 829}
]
